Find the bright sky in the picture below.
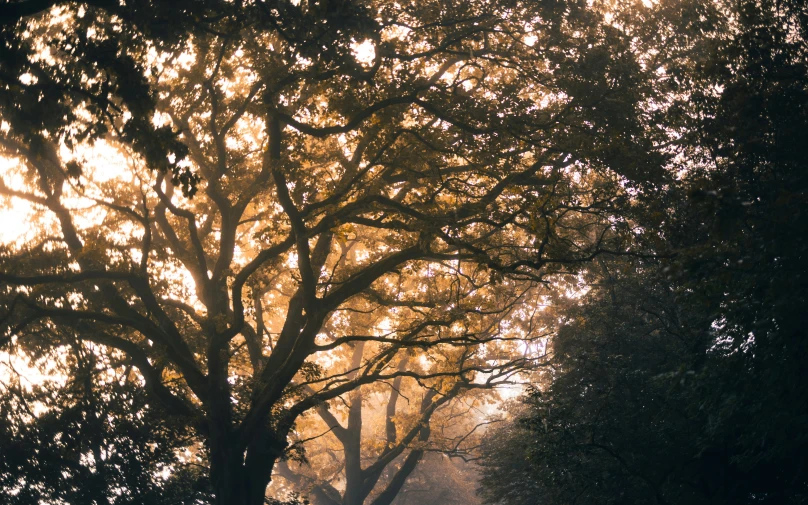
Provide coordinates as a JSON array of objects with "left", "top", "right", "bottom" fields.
[{"left": 0, "top": 157, "right": 36, "bottom": 245}]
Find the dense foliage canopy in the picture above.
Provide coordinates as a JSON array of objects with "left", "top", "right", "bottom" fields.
[
  {"left": 0, "top": 0, "right": 805, "bottom": 504},
  {"left": 479, "top": 0, "right": 808, "bottom": 503}
]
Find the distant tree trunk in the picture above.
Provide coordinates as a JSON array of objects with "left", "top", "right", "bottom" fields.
[
  {"left": 340, "top": 343, "right": 368, "bottom": 505},
  {"left": 368, "top": 427, "right": 429, "bottom": 505}
]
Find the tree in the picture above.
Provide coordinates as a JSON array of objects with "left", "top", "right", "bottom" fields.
[
  {"left": 274, "top": 337, "right": 513, "bottom": 505},
  {"left": 480, "top": 245, "right": 807, "bottom": 504},
  {"left": 662, "top": 0, "right": 808, "bottom": 498},
  {"left": 478, "top": 0, "right": 808, "bottom": 502},
  {"left": 386, "top": 453, "right": 482, "bottom": 505},
  {"left": 0, "top": 1, "right": 664, "bottom": 504},
  {"left": 479, "top": 260, "right": 710, "bottom": 505},
  {"left": 0, "top": 329, "right": 212, "bottom": 505}
]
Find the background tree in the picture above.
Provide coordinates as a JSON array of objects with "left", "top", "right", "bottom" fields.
[
  {"left": 386, "top": 453, "right": 482, "bottom": 505},
  {"left": 0, "top": 0, "right": 662, "bottom": 504},
  {"left": 274, "top": 336, "right": 516, "bottom": 505}
]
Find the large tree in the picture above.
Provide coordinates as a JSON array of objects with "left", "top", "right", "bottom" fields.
[
  {"left": 0, "top": 0, "right": 663, "bottom": 503},
  {"left": 478, "top": 0, "right": 808, "bottom": 502}
]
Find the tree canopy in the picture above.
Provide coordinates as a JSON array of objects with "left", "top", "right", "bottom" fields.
[
  {"left": 478, "top": 0, "right": 808, "bottom": 503},
  {"left": 0, "top": 0, "right": 662, "bottom": 503},
  {"left": 1, "top": 0, "right": 805, "bottom": 504}
]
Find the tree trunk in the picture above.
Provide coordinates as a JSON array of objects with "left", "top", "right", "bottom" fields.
[
  {"left": 212, "top": 460, "right": 276, "bottom": 505},
  {"left": 211, "top": 460, "right": 249, "bottom": 505},
  {"left": 211, "top": 435, "right": 279, "bottom": 505}
]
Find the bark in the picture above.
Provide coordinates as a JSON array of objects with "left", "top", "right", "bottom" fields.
[
  {"left": 211, "top": 437, "right": 284, "bottom": 505},
  {"left": 341, "top": 342, "right": 368, "bottom": 505}
]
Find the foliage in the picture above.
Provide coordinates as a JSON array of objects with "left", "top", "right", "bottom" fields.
[
  {"left": 0, "top": 336, "right": 212, "bottom": 504},
  {"left": 4, "top": 0, "right": 803, "bottom": 503},
  {"left": 480, "top": 253, "right": 807, "bottom": 504},
  {"left": 478, "top": 1, "right": 808, "bottom": 503},
  {"left": 0, "top": 0, "right": 210, "bottom": 194},
  {"left": 0, "top": 0, "right": 663, "bottom": 504}
]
